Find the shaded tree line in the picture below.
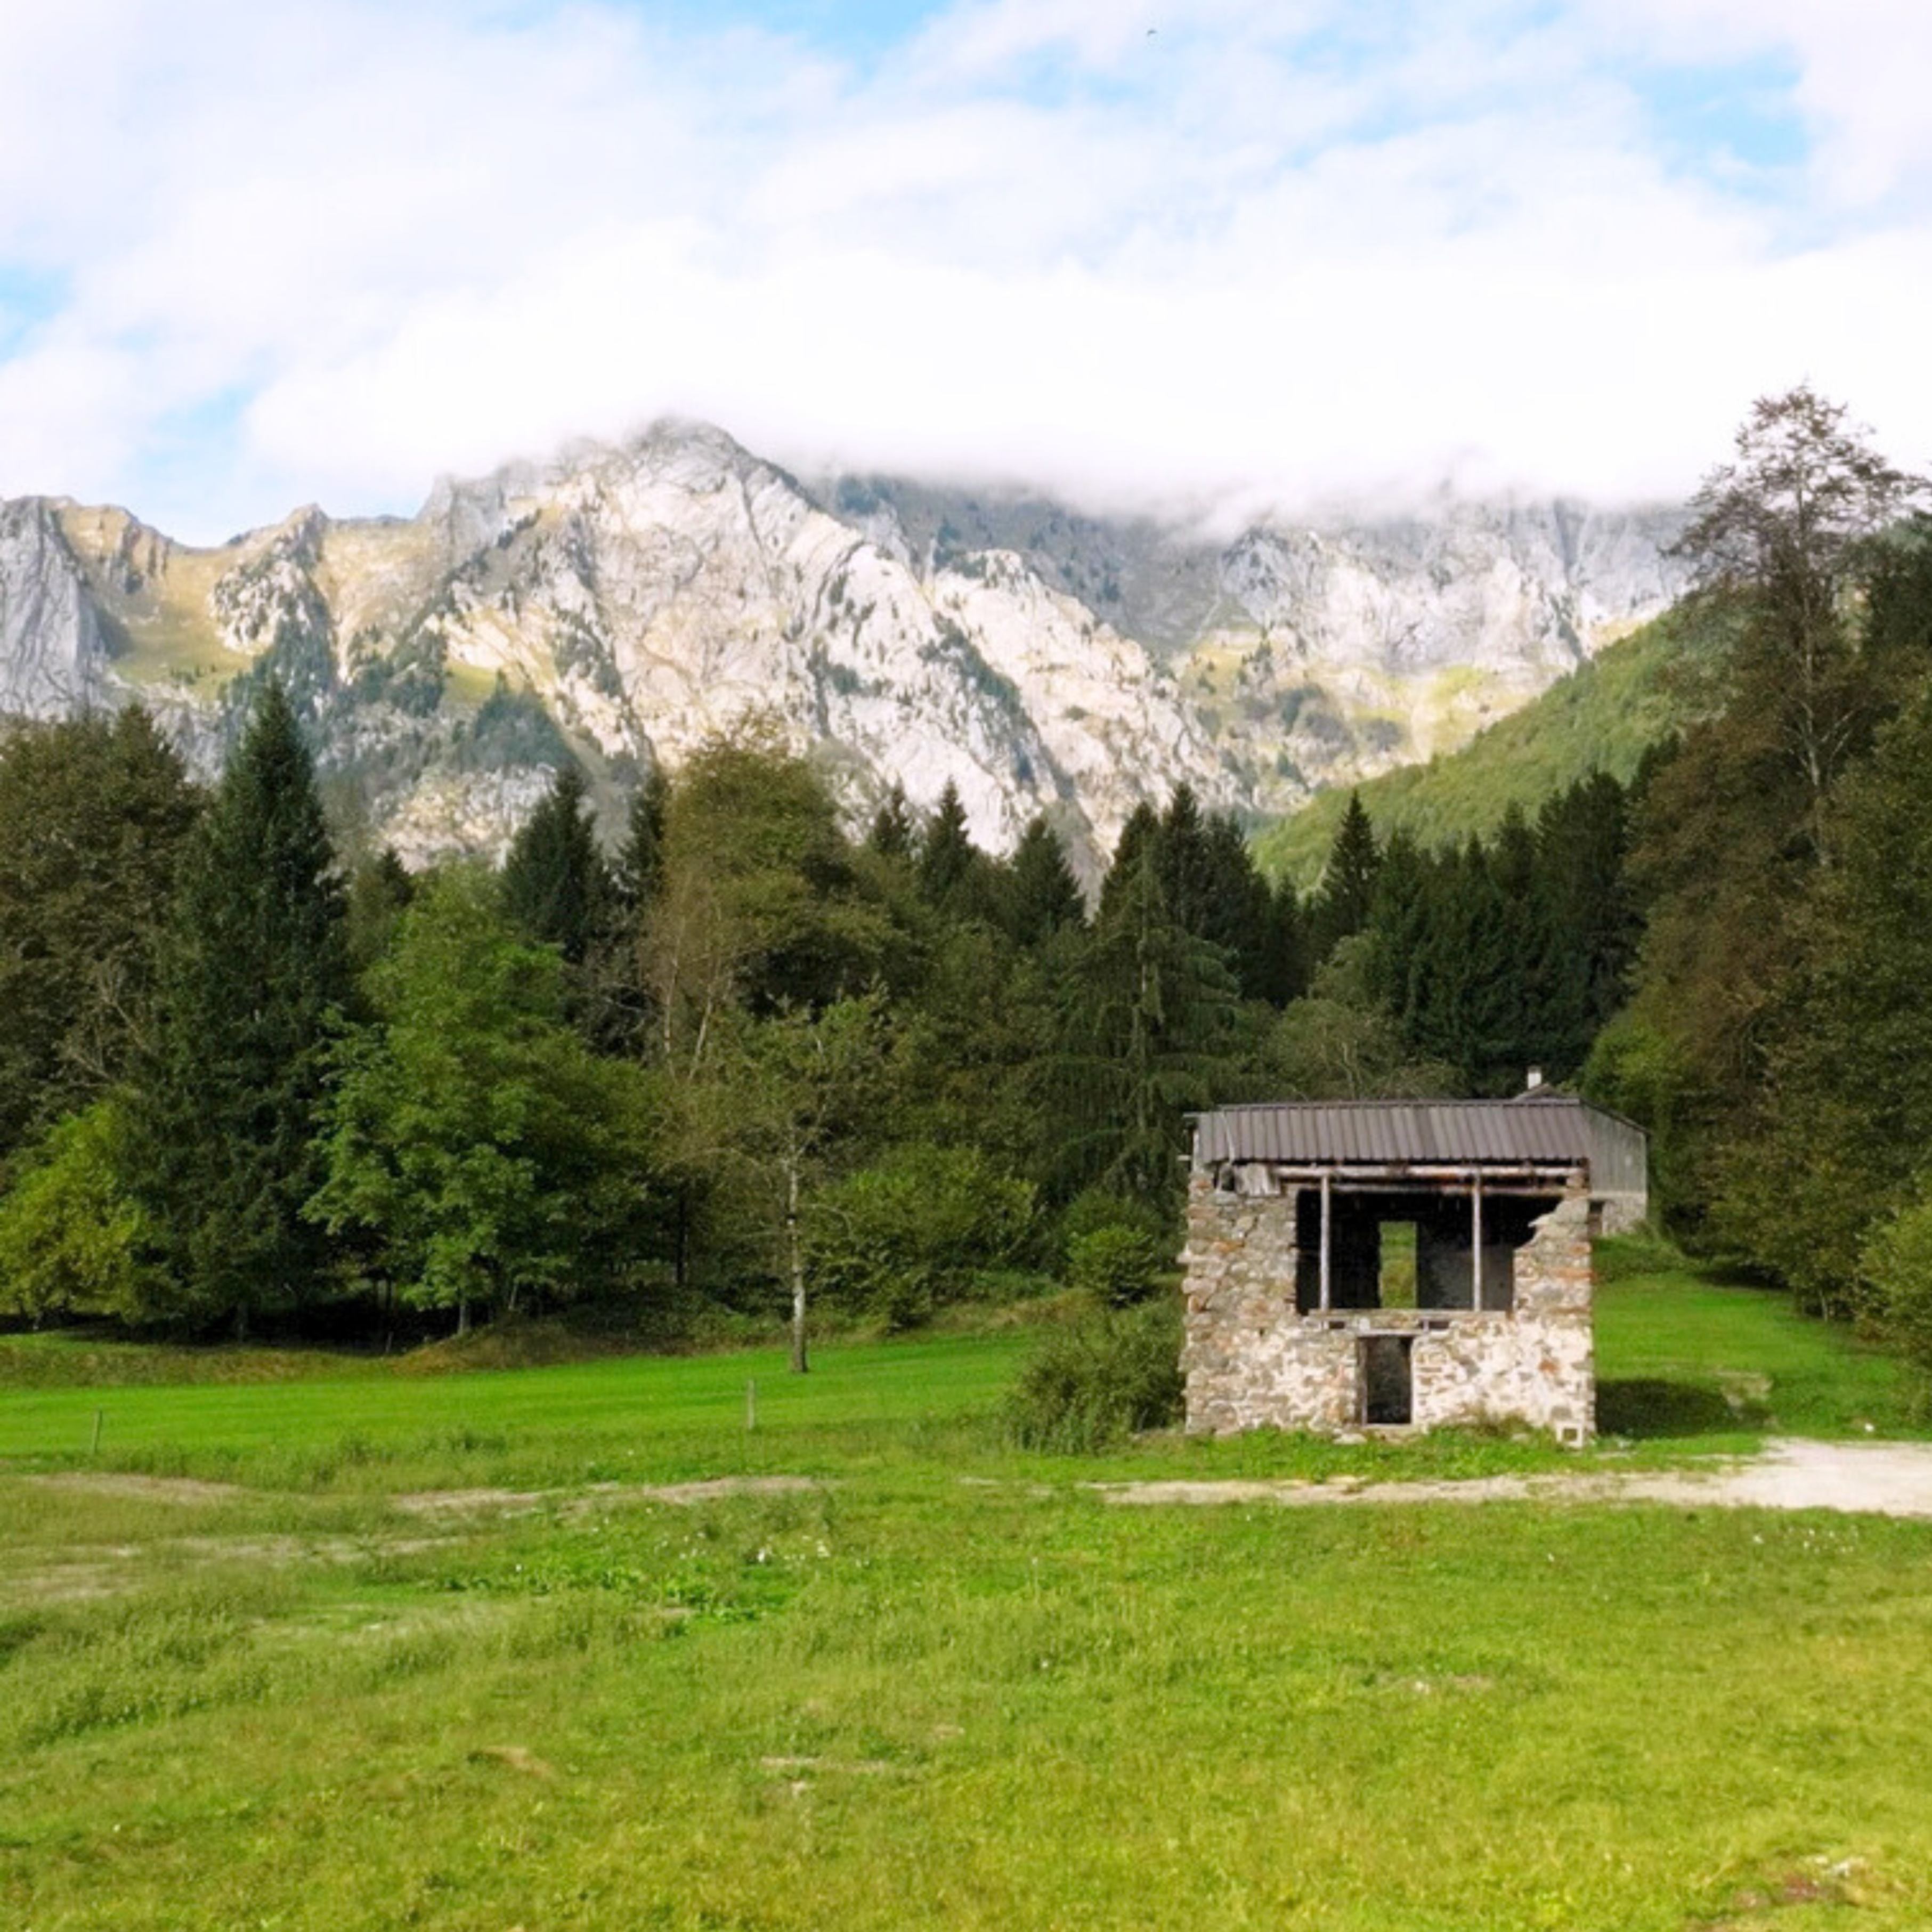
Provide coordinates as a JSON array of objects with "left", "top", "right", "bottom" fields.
[{"left": 0, "top": 703, "right": 1306, "bottom": 1351}]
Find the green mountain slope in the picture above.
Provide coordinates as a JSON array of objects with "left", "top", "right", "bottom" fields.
[{"left": 1252, "top": 605, "right": 1723, "bottom": 888}]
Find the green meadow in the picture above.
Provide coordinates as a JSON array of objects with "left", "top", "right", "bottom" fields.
[{"left": 3, "top": 1254, "right": 1930, "bottom": 1930}]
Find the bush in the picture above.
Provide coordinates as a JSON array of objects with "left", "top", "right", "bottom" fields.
[
  {"left": 1060, "top": 1187, "right": 1167, "bottom": 1249},
  {"left": 1067, "top": 1225, "right": 1163, "bottom": 1306},
  {"left": 1860, "top": 1193, "right": 1932, "bottom": 1374},
  {"left": 0, "top": 1102, "right": 163, "bottom": 1325},
  {"left": 1005, "top": 1300, "right": 1184, "bottom": 1451},
  {"left": 805, "top": 1144, "right": 1035, "bottom": 1330}
]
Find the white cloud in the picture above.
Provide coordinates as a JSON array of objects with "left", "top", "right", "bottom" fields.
[{"left": 0, "top": 0, "right": 1926, "bottom": 540}]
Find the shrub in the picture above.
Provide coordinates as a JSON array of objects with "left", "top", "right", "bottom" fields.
[
  {"left": 805, "top": 1143, "right": 1035, "bottom": 1330},
  {"left": 1005, "top": 1300, "right": 1184, "bottom": 1451},
  {"left": 1859, "top": 1192, "right": 1932, "bottom": 1374},
  {"left": 0, "top": 1102, "right": 162, "bottom": 1325},
  {"left": 1060, "top": 1187, "right": 1167, "bottom": 1250},
  {"left": 1067, "top": 1225, "right": 1163, "bottom": 1307}
]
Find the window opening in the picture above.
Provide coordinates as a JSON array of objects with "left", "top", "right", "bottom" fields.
[{"left": 1378, "top": 1221, "right": 1418, "bottom": 1309}]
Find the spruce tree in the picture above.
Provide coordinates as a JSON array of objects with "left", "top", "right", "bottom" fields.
[
  {"left": 1261, "top": 876, "right": 1310, "bottom": 1008},
  {"left": 0, "top": 707, "right": 201, "bottom": 1159},
  {"left": 867, "top": 782, "right": 916, "bottom": 862},
  {"left": 615, "top": 767, "right": 670, "bottom": 912},
  {"left": 1051, "top": 837, "right": 1237, "bottom": 1199},
  {"left": 125, "top": 681, "right": 352, "bottom": 1333},
  {"left": 1534, "top": 773, "right": 1635, "bottom": 1075},
  {"left": 1309, "top": 792, "right": 1381, "bottom": 963},
  {"left": 918, "top": 781, "right": 979, "bottom": 910},
  {"left": 1098, "top": 802, "right": 1162, "bottom": 921},
  {"left": 1197, "top": 811, "right": 1277, "bottom": 1000},
  {"left": 1156, "top": 784, "right": 1213, "bottom": 935},
  {"left": 501, "top": 763, "right": 613, "bottom": 964},
  {"left": 1006, "top": 815, "right": 1086, "bottom": 947},
  {"left": 344, "top": 847, "right": 415, "bottom": 973},
  {"left": 1362, "top": 827, "right": 1430, "bottom": 1027}
]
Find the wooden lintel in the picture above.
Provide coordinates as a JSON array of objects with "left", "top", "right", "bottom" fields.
[{"left": 1261, "top": 1164, "right": 1580, "bottom": 1186}]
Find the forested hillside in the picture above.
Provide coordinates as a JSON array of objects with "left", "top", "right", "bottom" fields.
[
  {"left": 1253, "top": 602, "right": 1728, "bottom": 889},
  {"left": 1, "top": 388, "right": 1929, "bottom": 1386}
]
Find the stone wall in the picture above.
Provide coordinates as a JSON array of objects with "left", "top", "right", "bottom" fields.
[{"left": 1180, "top": 1178, "right": 1596, "bottom": 1446}]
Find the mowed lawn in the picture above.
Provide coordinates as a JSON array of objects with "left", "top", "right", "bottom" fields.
[{"left": 3, "top": 1261, "right": 1930, "bottom": 1930}]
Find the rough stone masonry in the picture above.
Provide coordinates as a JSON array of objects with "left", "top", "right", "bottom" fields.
[{"left": 1180, "top": 1178, "right": 1596, "bottom": 1446}]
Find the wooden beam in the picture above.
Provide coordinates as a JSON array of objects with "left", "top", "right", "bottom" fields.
[
  {"left": 1319, "top": 1171, "right": 1333, "bottom": 1314},
  {"left": 1471, "top": 1171, "right": 1484, "bottom": 1313},
  {"left": 1262, "top": 1162, "right": 1578, "bottom": 1186}
]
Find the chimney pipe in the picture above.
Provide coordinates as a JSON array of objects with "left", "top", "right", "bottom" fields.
[{"left": 1525, "top": 1067, "right": 1544, "bottom": 1091}]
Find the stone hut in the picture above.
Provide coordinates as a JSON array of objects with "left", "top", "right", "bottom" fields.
[{"left": 1180, "top": 1085, "right": 1647, "bottom": 1447}]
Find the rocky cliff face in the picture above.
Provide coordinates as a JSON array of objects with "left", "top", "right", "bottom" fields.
[
  {"left": 0, "top": 499, "right": 110, "bottom": 718},
  {"left": 0, "top": 421, "right": 1686, "bottom": 871}
]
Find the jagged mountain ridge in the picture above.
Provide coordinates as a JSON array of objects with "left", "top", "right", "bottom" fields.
[{"left": 0, "top": 421, "right": 1686, "bottom": 874}]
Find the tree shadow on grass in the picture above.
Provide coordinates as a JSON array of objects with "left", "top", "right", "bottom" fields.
[{"left": 1596, "top": 1378, "right": 1748, "bottom": 1440}]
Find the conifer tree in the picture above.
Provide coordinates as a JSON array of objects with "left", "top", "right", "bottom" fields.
[
  {"left": 1098, "top": 802, "right": 1162, "bottom": 921},
  {"left": 1534, "top": 773, "right": 1636, "bottom": 1074},
  {"left": 1006, "top": 815, "right": 1086, "bottom": 947},
  {"left": 0, "top": 707, "right": 201, "bottom": 1159},
  {"left": 1051, "top": 838, "right": 1237, "bottom": 1199},
  {"left": 917, "top": 780, "right": 979, "bottom": 910},
  {"left": 125, "top": 682, "right": 352, "bottom": 1333},
  {"left": 867, "top": 782, "right": 916, "bottom": 862},
  {"left": 344, "top": 847, "right": 415, "bottom": 973},
  {"left": 1261, "top": 875, "right": 1310, "bottom": 1008},
  {"left": 1309, "top": 792, "right": 1381, "bottom": 963},
  {"left": 1196, "top": 811, "right": 1278, "bottom": 1000},
  {"left": 1362, "top": 827, "right": 1430, "bottom": 1026},
  {"left": 1156, "top": 784, "right": 1213, "bottom": 935},
  {"left": 501, "top": 763, "right": 613, "bottom": 964},
  {"left": 614, "top": 767, "right": 670, "bottom": 912}
]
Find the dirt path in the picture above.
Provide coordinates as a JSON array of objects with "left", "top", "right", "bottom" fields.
[
  {"left": 1095, "top": 1439, "right": 1932, "bottom": 1519},
  {"left": 390, "top": 1474, "right": 823, "bottom": 1517},
  {"left": 21, "top": 1472, "right": 247, "bottom": 1506}
]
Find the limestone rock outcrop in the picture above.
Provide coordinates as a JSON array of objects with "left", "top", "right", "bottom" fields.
[{"left": 0, "top": 421, "right": 1686, "bottom": 868}]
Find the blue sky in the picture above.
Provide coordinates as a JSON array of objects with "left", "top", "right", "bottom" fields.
[{"left": 0, "top": 0, "right": 1926, "bottom": 540}]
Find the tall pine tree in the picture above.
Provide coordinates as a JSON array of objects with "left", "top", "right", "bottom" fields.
[
  {"left": 1308, "top": 792, "right": 1381, "bottom": 964},
  {"left": 125, "top": 682, "right": 353, "bottom": 1333},
  {"left": 866, "top": 782, "right": 917, "bottom": 863},
  {"left": 917, "top": 781, "right": 980, "bottom": 913},
  {"left": 614, "top": 767, "right": 670, "bottom": 913},
  {"left": 1050, "top": 837, "right": 1237, "bottom": 1200},
  {"left": 501, "top": 763, "right": 613, "bottom": 965},
  {"left": 1006, "top": 815, "right": 1086, "bottom": 947},
  {"left": 1098, "top": 802, "right": 1162, "bottom": 922},
  {"left": 0, "top": 707, "right": 201, "bottom": 1160}
]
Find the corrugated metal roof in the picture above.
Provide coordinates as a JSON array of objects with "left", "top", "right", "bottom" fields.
[{"left": 1192, "top": 1099, "right": 1608, "bottom": 1168}]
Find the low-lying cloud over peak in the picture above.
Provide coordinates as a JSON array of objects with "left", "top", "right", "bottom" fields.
[{"left": 0, "top": 0, "right": 1927, "bottom": 541}]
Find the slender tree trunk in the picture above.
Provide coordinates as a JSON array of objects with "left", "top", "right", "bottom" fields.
[
  {"left": 457, "top": 1295, "right": 470, "bottom": 1338},
  {"left": 788, "top": 1156, "right": 808, "bottom": 1375}
]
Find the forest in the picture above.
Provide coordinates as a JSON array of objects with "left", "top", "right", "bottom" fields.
[{"left": 1, "top": 388, "right": 1929, "bottom": 1381}]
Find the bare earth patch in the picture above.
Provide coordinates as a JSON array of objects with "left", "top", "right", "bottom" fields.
[
  {"left": 390, "top": 1475, "right": 824, "bottom": 1518},
  {"left": 22, "top": 1472, "right": 247, "bottom": 1506},
  {"left": 1095, "top": 1439, "right": 1932, "bottom": 1519}
]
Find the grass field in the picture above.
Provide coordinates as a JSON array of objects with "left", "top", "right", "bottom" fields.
[{"left": 3, "top": 1253, "right": 1930, "bottom": 1929}]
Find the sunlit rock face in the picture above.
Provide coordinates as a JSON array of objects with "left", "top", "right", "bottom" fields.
[{"left": 0, "top": 421, "right": 1684, "bottom": 871}]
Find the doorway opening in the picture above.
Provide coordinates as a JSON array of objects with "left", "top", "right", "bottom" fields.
[{"left": 1361, "top": 1335, "right": 1414, "bottom": 1426}]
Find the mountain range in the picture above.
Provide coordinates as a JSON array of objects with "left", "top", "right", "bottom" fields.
[{"left": 0, "top": 421, "right": 1687, "bottom": 876}]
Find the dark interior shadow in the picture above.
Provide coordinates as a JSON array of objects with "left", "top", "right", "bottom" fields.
[{"left": 1595, "top": 1378, "right": 1744, "bottom": 1439}]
